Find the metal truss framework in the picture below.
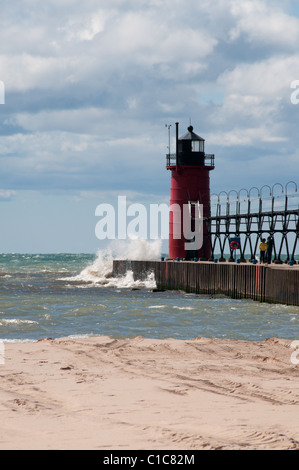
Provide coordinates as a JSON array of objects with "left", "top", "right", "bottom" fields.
[{"left": 202, "top": 182, "right": 299, "bottom": 263}]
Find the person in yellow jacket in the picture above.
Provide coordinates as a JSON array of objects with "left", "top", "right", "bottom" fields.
[{"left": 259, "top": 238, "right": 268, "bottom": 263}]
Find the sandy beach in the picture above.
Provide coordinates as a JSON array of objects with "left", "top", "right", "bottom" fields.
[{"left": 0, "top": 335, "right": 298, "bottom": 450}]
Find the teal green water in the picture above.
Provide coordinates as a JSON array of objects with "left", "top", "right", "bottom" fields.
[{"left": 0, "top": 253, "right": 298, "bottom": 342}]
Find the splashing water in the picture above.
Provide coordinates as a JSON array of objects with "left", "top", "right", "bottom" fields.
[
  {"left": 63, "top": 239, "right": 161, "bottom": 289},
  {"left": 109, "top": 238, "right": 162, "bottom": 261}
]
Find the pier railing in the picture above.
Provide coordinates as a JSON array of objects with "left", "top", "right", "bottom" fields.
[{"left": 202, "top": 181, "right": 298, "bottom": 263}]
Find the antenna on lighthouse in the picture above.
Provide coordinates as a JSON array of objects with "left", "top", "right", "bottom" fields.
[{"left": 165, "top": 124, "right": 171, "bottom": 155}]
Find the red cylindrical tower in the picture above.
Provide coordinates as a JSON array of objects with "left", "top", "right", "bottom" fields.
[{"left": 166, "top": 123, "right": 215, "bottom": 260}]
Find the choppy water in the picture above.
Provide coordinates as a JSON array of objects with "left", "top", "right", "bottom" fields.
[{"left": 0, "top": 243, "right": 298, "bottom": 342}]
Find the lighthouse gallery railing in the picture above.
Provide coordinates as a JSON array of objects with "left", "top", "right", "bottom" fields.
[{"left": 166, "top": 153, "right": 215, "bottom": 167}]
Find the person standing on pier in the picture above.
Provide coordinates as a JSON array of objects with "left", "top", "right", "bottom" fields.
[
  {"left": 266, "top": 236, "right": 273, "bottom": 264},
  {"left": 259, "top": 238, "right": 267, "bottom": 263}
]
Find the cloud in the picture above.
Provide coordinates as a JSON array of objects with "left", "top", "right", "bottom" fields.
[
  {"left": 0, "top": 2, "right": 217, "bottom": 94},
  {"left": 205, "top": 53, "right": 299, "bottom": 148},
  {"left": 218, "top": 55, "right": 299, "bottom": 100},
  {"left": 0, "top": 189, "right": 16, "bottom": 201},
  {"left": 208, "top": 127, "right": 288, "bottom": 147},
  {"left": 0, "top": 0, "right": 298, "bottom": 199},
  {"left": 229, "top": 0, "right": 299, "bottom": 48},
  {"left": 60, "top": 8, "right": 116, "bottom": 42}
]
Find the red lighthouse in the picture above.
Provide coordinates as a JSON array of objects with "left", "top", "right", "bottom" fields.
[{"left": 166, "top": 122, "right": 215, "bottom": 260}]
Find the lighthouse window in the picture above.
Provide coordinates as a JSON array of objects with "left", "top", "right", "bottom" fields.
[
  {"left": 191, "top": 140, "right": 204, "bottom": 152},
  {"left": 191, "top": 141, "right": 199, "bottom": 152}
]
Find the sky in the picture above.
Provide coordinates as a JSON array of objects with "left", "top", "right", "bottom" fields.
[{"left": 0, "top": 0, "right": 299, "bottom": 253}]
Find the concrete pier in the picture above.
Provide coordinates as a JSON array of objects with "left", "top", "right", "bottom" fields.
[{"left": 113, "top": 260, "right": 299, "bottom": 306}]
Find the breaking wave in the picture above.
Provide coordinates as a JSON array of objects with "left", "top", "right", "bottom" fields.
[{"left": 61, "top": 239, "right": 161, "bottom": 289}]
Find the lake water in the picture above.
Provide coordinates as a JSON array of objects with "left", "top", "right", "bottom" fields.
[{"left": 0, "top": 247, "right": 298, "bottom": 343}]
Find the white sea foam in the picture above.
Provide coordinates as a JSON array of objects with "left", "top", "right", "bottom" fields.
[
  {"left": 0, "top": 319, "right": 38, "bottom": 326},
  {"left": 173, "top": 306, "right": 194, "bottom": 310},
  {"left": 61, "top": 238, "right": 161, "bottom": 289},
  {"left": 148, "top": 305, "right": 166, "bottom": 309}
]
